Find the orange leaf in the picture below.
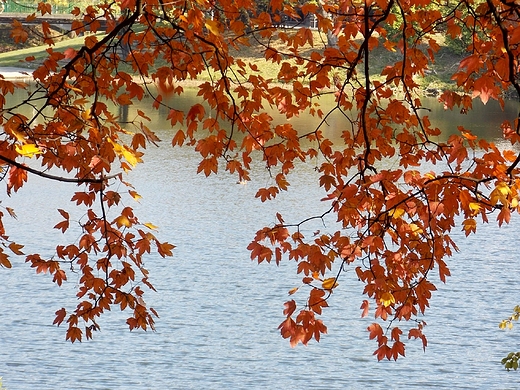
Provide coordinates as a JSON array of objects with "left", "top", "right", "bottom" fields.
[
  {"left": 172, "top": 130, "right": 186, "bottom": 147},
  {"left": 288, "top": 287, "right": 299, "bottom": 295},
  {"left": 8, "top": 242, "right": 24, "bottom": 255},
  {"left": 66, "top": 326, "right": 82, "bottom": 343},
  {"left": 360, "top": 300, "right": 370, "bottom": 318},
  {"left": 283, "top": 300, "right": 297, "bottom": 316},
  {"left": 462, "top": 218, "right": 477, "bottom": 236},
  {"left": 197, "top": 157, "right": 218, "bottom": 176},
  {"left": 0, "top": 249, "right": 12, "bottom": 269},
  {"left": 157, "top": 241, "right": 175, "bottom": 258},
  {"left": 321, "top": 277, "right": 338, "bottom": 290},
  {"left": 308, "top": 288, "right": 328, "bottom": 315},
  {"left": 10, "top": 20, "right": 28, "bottom": 43},
  {"left": 53, "top": 308, "right": 67, "bottom": 326},
  {"left": 7, "top": 165, "right": 28, "bottom": 194}
]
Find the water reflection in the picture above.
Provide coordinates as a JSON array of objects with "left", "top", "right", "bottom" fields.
[{"left": 7, "top": 84, "right": 517, "bottom": 144}]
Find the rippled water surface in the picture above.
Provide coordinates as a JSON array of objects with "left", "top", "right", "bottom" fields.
[{"left": 1, "top": 98, "right": 520, "bottom": 389}]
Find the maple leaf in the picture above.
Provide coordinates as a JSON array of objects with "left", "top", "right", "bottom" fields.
[
  {"left": 156, "top": 241, "right": 175, "bottom": 258},
  {"left": 66, "top": 326, "right": 82, "bottom": 343},
  {"left": 380, "top": 292, "right": 396, "bottom": 307},
  {"left": 10, "top": 20, "right": 28, "bottom": 43},
  {"left": 283, "top": 300, "right": 297, "bottom": 316},
  {"left": 205, "top": 20, "right": 222, "bottom": 36},
  {"left": 319, "top": 174, "right": 336, "bottom": 191},
  {"left": 8, "top": 242, "right": 24, "bottom": 255},
  {"left": 360, "top": 300, "right": 370, "bottom": 317},
  {"left": 308, "top": 288, "right": 328, "bottom": 315},
  {"left": 197, "top": 157, "right": 218, "bottom": 176},
  {"left": 321, "top": 277, "right": 338, "bottom": 290},
  {"left": 247, "top": 241, "right": 273, "bottom": 263},
  {"left": 7, "top": 165, "right": 28, "bottom": 194},
  {"left": 0, "top": 249, "right": 12, "bottom": 269},
  {"left": 37, "top": 2, "right": 52, "bottom": 14},
  {"left": 53, "top": 308, "right": 67, "bottom": 326}
]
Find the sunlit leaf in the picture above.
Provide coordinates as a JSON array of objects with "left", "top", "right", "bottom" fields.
[
  {"left": 388, "top": 208, "right": 405, "bottom": 219},
  {"left": 15, "top": 143, "right": 42, "bottom": 157},
  {"left": 380, "top": 292, "right": 395, "bottom": 307},
  {"left": 288, "top": 287, "right": 299, "bottom": 295},
  {"left": 143, "top": 222, "right": 158, "bottom": 230},
  {"left": 115, "top": 215, "right": 132, "bottom": 228},
  {"left": 322, "top": 277, "right": 338, "bottom": 290}
]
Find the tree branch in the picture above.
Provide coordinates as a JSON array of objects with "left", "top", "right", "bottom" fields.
[{"left": 0, "top": 154, "right": 115, "bottom": 184}]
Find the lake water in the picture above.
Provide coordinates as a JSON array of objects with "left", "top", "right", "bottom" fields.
[{"left": 1, "top": 91, "right": 520, "bottom": 389}]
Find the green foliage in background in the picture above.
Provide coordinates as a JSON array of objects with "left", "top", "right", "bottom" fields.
[{"left": 500, "top": 306, "right": 520, "bottom": 370}]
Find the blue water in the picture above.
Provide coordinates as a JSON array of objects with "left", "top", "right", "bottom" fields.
[{"left": 1, "top": 139, "right": 519, "bottom": 390}]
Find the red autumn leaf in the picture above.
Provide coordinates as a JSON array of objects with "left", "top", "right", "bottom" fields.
[
  {"left": 308, "top": 288, "right": 328, "bottom": 315},
  {"left": 0, "top": 249, "right": 12, "bottom": 269},
  {"left": 53, "top": 308, "right": 67, "bottom": 326},
  {"left": 283, "top": 300, "right": 297, "bottom": 316},
  {"left": 10, "top": 20, "right": 28, "bottom": 43},
  {"left": 360, "top": 300, "right": 370, "bottom": 318},
  {"left": 7, "top": 165, "right": 28, "bottom": 193},
  {"left": 66, "top": 326, "right": 82, "bottom": 343}
]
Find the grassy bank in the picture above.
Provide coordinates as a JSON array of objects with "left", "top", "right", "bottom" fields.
[
  {"left": 0, "top": 30, "right": 104, "bottom": 68},
  {"left": 0, "top": 27, "right": 464, "bottom": 92}
]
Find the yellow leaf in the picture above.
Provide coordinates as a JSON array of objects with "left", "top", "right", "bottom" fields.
[
  {"left": 424, "top": 171, "right": 436, "bottom": 180},
  {"left": 114, "top": 215, "right": 132, "bottom": 228},
  {"left": 490, "top": 182, "right": 511, "bottom": 206},
  {"left": 82, "top": 108, "right": 91, "bottom": 121},
  {"left": 380, "top": 292, "right": 395, "bottom": 307},
  {"left": 469, "top": 202, "right": 480, "bottom": 211},
  {"left": 64, "top": 82, "right": 83, "bottom": 93},
  {"left": 108, "top": 138, "right": 142, "bottom": 167},
  {"left": 469, "top": 202, "right": 480, "bottom": 216},
  {"left": 497, "top": 182, "right": 511, "bottom": 196},
  {"left": 288, "top": 287, "right": 299, "bottom": 295},
  {"left": 10, "top": 128, "right": 26, "bottom": 143},
  {"left": 462, "top": 218, "right": 477, "bottom": 236},
  {"left": 499, "top": 320, "right": 507, "bottom": 329},
  {"left": 389, "top": 208, "right": 405, "bottom": 219},
  {"left": 205, "top": 19, "right": 221, "bottom": 36},
  {"left": 409, "top": 223, "right": 423, "bottom": 235},
  {"left": 322, "top": 277, "right": 338, "bottom": 290},
  {"left": 121, "top": 147, "right": 141, "bottom": 167},
  {"left": 15, "top": 143, "right": 42, "bottom": 157},
  {"left": 143, "top": 222, "right": 158, "bottom": 230},
  {"left": 129, "top": 190, "right": 142, "bottom": 201}
]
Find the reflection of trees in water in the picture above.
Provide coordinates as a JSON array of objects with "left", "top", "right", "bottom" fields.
[
  {"left": 119, "top": 104, "right": 129, "bottom": 123},
  {"left": 422, "top": 97, "right": 517, "bottom": 140}
]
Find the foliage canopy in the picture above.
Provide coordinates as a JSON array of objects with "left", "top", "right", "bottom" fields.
[{"left": 1, "top": 0, "right": 520, "bottom": 361}]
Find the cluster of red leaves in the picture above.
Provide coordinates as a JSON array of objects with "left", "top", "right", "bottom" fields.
[{"left": 1, "top": 0, "right": 520, "bottom": 359}]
